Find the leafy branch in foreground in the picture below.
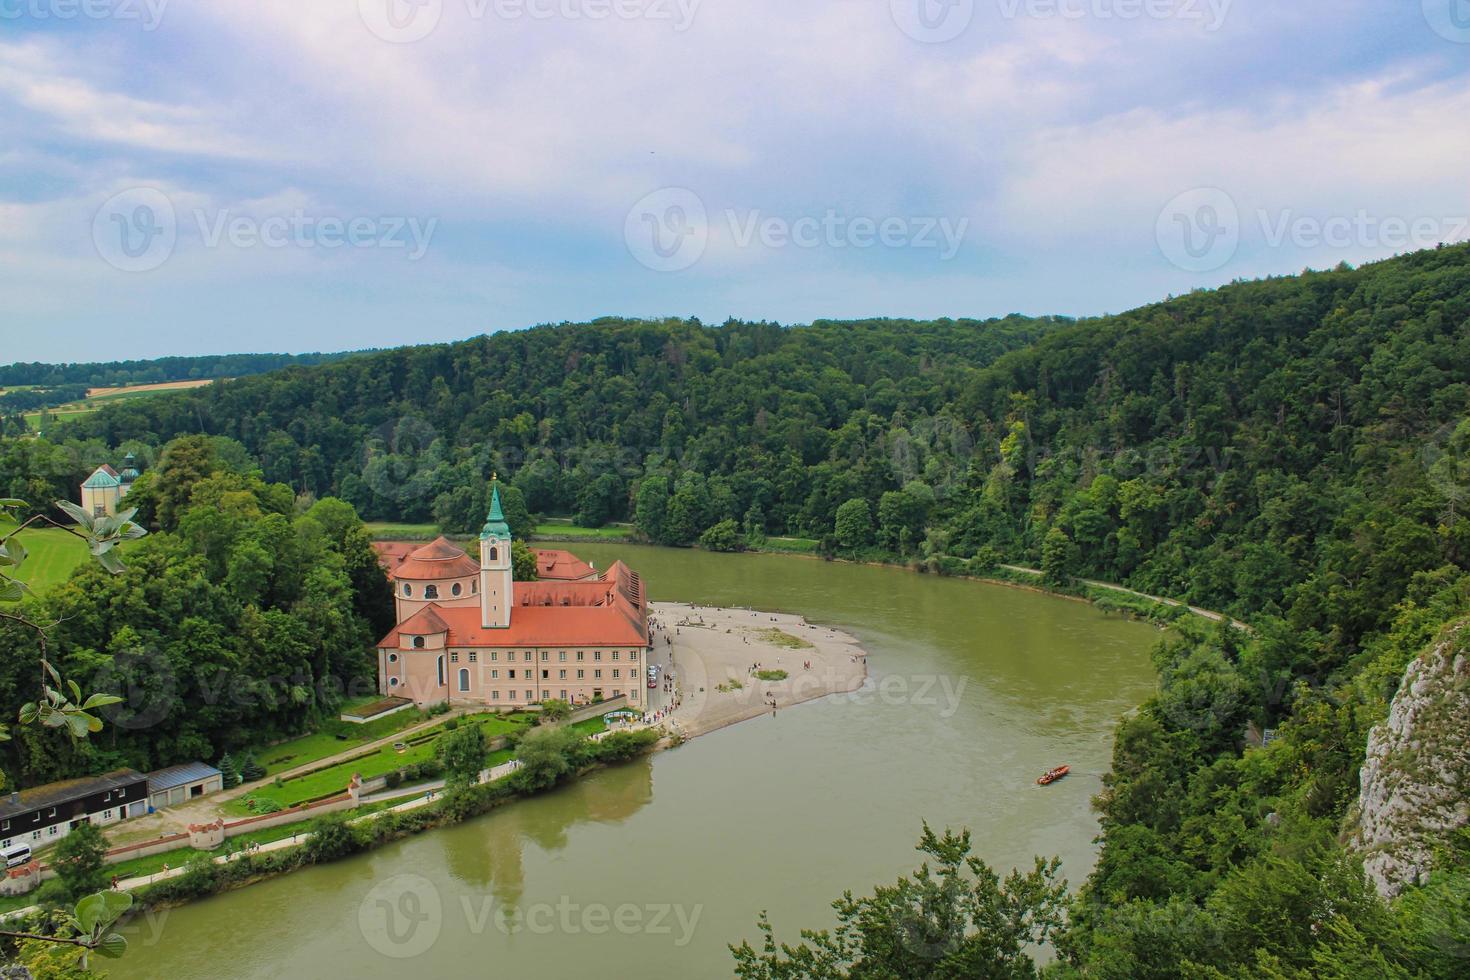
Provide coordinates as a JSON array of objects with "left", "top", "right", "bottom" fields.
[
  {"left": 0, "top": 498, "right": 146, "bottom": 743},
  {"left": 730, "top": 824, "right": 1066, "bottom": 979},
  {"left": 0, "top": 891, "right": 135, "bottom": 968}
]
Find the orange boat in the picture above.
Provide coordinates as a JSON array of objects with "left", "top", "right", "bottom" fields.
[{"left": 1037, "top": 765, "right": 1070, "bottom": 786}]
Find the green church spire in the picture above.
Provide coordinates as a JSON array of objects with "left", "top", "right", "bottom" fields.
[{"left": 480, "top": 481, "right": 510, "bottom": 539}]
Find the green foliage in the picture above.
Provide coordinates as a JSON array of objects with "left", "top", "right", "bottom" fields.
[
  {"left": 833, "top": 497, "right": 873, "bottom": 549},
  {"left": 538, "top": 698, "right": 572, "bottom": 723},
  {"left": 53, "top": 822, "right": 109, "bottom": 901},
  {"left": 300, "top": 812, "right": 358, "bottom": 864},
  {"left": 699, "top": 518, "right": 744, "bottom": 552},
  {"left": 731, "top": 824, "right": 1066, "bottom": 978},
  {"left": 509, "top": 724, "right": 587, "bottom": 792},
  {"left": 217, "top": 752, "right": 240, "bottom": 789},
  {"left": 435, "top": 721, "right": 487, "bottom": 790}
]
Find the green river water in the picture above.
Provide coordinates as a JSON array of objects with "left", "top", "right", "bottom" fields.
[{"left": 108, "top": 544, "right": 1160, "bottom": 978}]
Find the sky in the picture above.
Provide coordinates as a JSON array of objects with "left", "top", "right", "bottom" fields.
[{"left": 2, "top": 0, "right": 1469, "bottom": 362}]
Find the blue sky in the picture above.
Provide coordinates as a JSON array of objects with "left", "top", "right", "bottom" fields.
[{"left": 2, "top": 0, "right": 1469, "bottom": 362}]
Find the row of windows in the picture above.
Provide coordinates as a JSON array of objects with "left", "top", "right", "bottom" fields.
[
  {"left": 402, "top": 581, "right": 475, "bottom": 599},
  {"left": 476, "top": 668, "right": 623, "bottom": 680},
  {"left": 395, "top": 648, "right": 641, "bottom": 661}
]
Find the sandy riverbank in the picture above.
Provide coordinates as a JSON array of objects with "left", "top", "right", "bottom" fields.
[{"left": 648, "top": 601, "right": 868, "bottom": 739}]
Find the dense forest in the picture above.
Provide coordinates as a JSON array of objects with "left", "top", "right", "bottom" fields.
[
  {"left": 5, "top": 243, "right": 1470, "bottom": 974},
  {"left": 0, "top": 436, "right": 392, "bottom": 783}
]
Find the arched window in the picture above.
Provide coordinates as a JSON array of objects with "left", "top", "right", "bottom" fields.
[
  {"left": 452, "top": 582, "right": 462, "bottom": 597},
  {"left": 403, "top": 583, "right": 412, "bottom": 597},
  {"left": 489, "top": 546, "right": 498, "bottom": 561},
  {"left": 424, "top": 585, "right": 439, "bottom": 599},
  {"left": 437, "top": 655, "right": 445, "bottom": 687},
  {"left": 413, "top": 636, "right": 425, "bottom": 649},
  {"left": 458, "top": 668, "right": 470, "bottom": 692},
  {"left": 472, "top": 580, "right": 478, "bottom": 593}
]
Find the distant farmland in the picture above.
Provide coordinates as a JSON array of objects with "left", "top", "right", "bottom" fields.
[{"left": 22, "top": 378, "right": 219, "bottom": 432}]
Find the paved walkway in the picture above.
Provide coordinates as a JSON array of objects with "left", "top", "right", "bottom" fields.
[{"left": 997, "top": 564, "right": 1251, "bottom": 631}]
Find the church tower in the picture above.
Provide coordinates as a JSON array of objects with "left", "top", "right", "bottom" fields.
[{"left": 479, "top": 484, "right": 513, "bottom": 629}]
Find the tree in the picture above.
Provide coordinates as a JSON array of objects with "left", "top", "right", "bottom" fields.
[
  {"left": 436, "top": 723, "right": 488, "bottom": 790},
  {"left": 1040, "top": 526, "right": 1077, "bottom": 585},
  {"left": 699, "top": 519, "right": 743, "bottom": 553},
  {"left": 511, "top": 540, "right": 538, "bottom": 581},
  {"left": 53, "top": 822, "right": 109, "bottom": 900},
  {"left": 217, "top": 753, "right": 240, "bottom": 789},
  {"left": 635, "top": 476, "right": 670, "bottom": 542},
  {"left": 731, "top": 825, "right": 1066, "bottom": 978},
  {"left": 539, "top": 698, "right": 572, "bottom": 724},
  {"left": 510, "top": 725, "right": 584, "bottom": 792},
  {"left": 834, "top": 498, "right": 873, "bottom": 549}
]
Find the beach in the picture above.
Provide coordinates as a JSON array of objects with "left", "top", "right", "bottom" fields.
[{"left": 647, "top": 601, "right": 869, "bottom": 739}]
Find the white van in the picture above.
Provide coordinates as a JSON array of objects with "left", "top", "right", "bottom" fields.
[{"left": 2, "top": 843, "right": 32, "bottom": 868}]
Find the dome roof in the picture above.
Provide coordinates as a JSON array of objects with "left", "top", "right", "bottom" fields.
[{"left": 390, "top": 536, "right": 481, "bottom": 581}]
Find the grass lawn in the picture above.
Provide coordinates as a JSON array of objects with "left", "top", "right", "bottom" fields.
[
  {"left": 364, "top": 521, "right": 444, "bottom": 539},
  {"left": 249, "top": 707, "right": 433, "bottom": 777},
  {"left": 759, "top": 536, "right": 820, "bottom": 554},
  {"left": 0, "top": 521, "right": 89, "bottom": 592},
  {"left": 227, "top": 713, "right": 537, "bottom": 814},
  {"left": 533, "top": 521, "right": 633, "bottom": 540}
]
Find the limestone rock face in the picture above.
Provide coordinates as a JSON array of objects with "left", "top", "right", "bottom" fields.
[{"left": 1350, "top": 623, "right": 1470, "bottom": 899}]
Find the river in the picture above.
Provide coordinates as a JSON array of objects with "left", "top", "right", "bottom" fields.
[{"left": 108, "top": 544, "right": 1160, "bottom": 978}]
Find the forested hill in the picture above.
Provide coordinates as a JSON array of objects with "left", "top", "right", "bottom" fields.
[{"left": 0, "top": 350, "right": 369, "bottom": 388}]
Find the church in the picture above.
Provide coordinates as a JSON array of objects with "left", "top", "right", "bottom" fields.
[{"left": 375, "top": 486, "right": 651, "bottom": 711}]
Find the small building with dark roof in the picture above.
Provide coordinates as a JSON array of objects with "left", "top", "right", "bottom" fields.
[
  {"left": 146, "top": 762, "right": 224, "bottom": 809},
  {"left": 0, "top": 769, "right": 148, "bottom": 851}
]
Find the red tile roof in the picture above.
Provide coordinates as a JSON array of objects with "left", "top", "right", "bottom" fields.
[
  {"left": 388, "top": 536, "right": 481, "bottom": 581},
  {"left": 534, "top": 548, "right": 597, "bottom": 581},
  {"left": 378, "top": 560, "right": 648, "bottom": 650}
]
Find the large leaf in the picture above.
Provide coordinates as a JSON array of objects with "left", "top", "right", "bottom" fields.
[
  {"left": 53, "top": 499, "right": 93, "bottom": 529},
  {"left": 94, "top": 933, "right": 129, "bottom": 959}
]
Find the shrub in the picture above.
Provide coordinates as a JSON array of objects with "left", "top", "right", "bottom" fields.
[
  {"left": 384, "top": 770, "right": 403, "bottom": 789},
  {"left": 240, "top": 755, "right": 266, "bottom": 781}
]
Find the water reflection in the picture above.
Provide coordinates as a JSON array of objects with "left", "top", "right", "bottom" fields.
[{"left": 443, "top": 757, "right": 654, "bottom": 906}]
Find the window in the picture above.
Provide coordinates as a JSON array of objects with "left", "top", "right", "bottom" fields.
[
  {"left": 541, "top": 670, "right": 549, "bottom": 679},
  {"left": 594, "top": 669, "right": 603, "bottom": 679},
  {"left": 458, "top": 669, "right": 470, "bottom": 692},
  {"left": 491, "top": 669, "right": 499, "bottom": 679},
  {"left": 594, "top": 652, "right": 603, "bottom": 661},
  {"left": 613, "top": 669, "right": 620, "bottom": 679},
  {"left": 558, "top": 669, "right": 566, "bottom": 679},
  {"left": 612, "top": 652, "right": 620, "bottom": 661},
  {"left": 490, "top": 652, "right": 498, "bottom": 662},
  {"left": 403, "top": 584, "right": 413, "bottom": 597},
  {"left": 576, "top": 652, "right": 585, "bottom": 662},
  {"left": 390, "top": 677, "right": 400, "bottom": 687},
  {"left": 413, "top": 636, "right": 425, "bottom": 649},
  {"left": 424, "top": 585, "right": 439, "bottom": 599},
  {"left": 525, "top": 690, "right": 533, "bottom": 701},
  {"left": 558, "top": 651, "right": 566, "bottom": 662},
  {"left": 576, "top": 669, "right": 584, "bottom": 679},
  {"left": 559, "top": 689, "right": 567, "bottom": 700},
  {"left": 469, "top": 652, "right": 477, "bottom": 663},
  {"left": 437, "top": 655, "right": 445, "bottom": 687},
  {"left": 388, "top": 653, "right": 398, "bottom": 664},
  {"left": 492, "top": 691, "right": 500, "bottom": 700},
  {"left": 103, "top": 809, "right": 113, "bottom": 820},
  {"left": 452, "top": 583, "right": 462, "bottom": 597},
  {"left": 631, "top": 651, "right": 639, "bottom": 661},
  {"left": 31, "top": 831, "right": 39, "bottom": 841},
  {"left": 523, "top": 651, "right": 532, "bottom": 662},
  {"left": 540, "top": 651, "right": 548, "bottom": 661},
  {"left": 488, "top": 546, "right": 498, "bottom": 561},
  {"left": 508, "top": 668, "right": 516, "bottom": 679},
  {"left": 450, "top": 652, "right": 459, "bottom": 663},
  {"left": 47, "top": 826, "right": 58, "bottom": 837},
  {"left": 473, "top": 580, "right": 478, "bottom": 593}
]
